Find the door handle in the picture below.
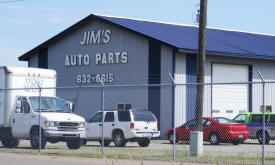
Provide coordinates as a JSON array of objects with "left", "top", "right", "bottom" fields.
[
  {"left": 13, "top": 119, "right": 15, "bottom": 123},
  {"left": 99, "top": 124, "right": 102, "bottom": 126},
  {"left": 31, "top": 115, "right": 35, "bottom": 118},
  {"left": 112, "top": 124, "right": 115, "bottom": 126}
]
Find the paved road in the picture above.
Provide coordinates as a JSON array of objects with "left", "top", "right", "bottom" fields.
[{"left": 0, "top": 152, "right": 213, "bottom": 165}]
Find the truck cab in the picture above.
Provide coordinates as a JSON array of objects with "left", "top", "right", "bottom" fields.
[{"left": 0, "top": 66, "right": 86, "bottom": 149}]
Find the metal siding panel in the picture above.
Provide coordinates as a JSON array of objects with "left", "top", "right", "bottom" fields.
[
  {"left": 47, "top": 20, "right": 149, "bottom": 119},
  {"left": 174, "top": 53, "right": 186, "bottom": 126},
  {"left": 160, "top": 45, "right": 173, "bottom": 138},
  {"left": 28, "top": 54, "right": 39, "bottom": 68}
]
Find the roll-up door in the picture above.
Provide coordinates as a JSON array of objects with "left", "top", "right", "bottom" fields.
[{"left": 212, "top": 63, "right": 248, "bottom": 119}]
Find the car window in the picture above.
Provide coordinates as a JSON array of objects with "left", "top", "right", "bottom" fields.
[
  {"left": 104, "top": 112, "right": 114, "bottom": 122},
  {"left": 214, "top": 118, "right": 233, "bottom": 123},
  {"left": 88, "top": 112, "right": 102, "bottom": 123},
  {"left": 233, "top": 114, "right": 247, "bottom": 123},
  {"left": 204, "top": 120, "right": 211, "bottom": 127},
  {"left": 185, "top": 120, "right": 196, "bottom": 127},
  {"left": 268, "top": 115, "right": 275, "bottom": 123},
  {"left": 250, "top": 114, "right": 269, "bottom": 123},
  {"left": 118, "top": 111, "right": 131, "bottom": 122},
  {"left": 132, "top": 110, "right": 156, "bottom": 122}
]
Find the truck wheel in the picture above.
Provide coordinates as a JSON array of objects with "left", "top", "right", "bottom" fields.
[
  {"left": 137, "top": 138, "right": 150, "bottom": 147},
  {"left": 99, "top": 139, "right": 111, "bottom": 147},
  {"left": 30, "top": 128, "right": 46, "bottom": 149},
  {"left": 1, "top": 135, "right": 20, "bottom": 148},
  {"left": 66, "top": 138, "right": 82, "bottom": 149},
  {"left": 257, "top": 131, "right": 270, "bottom": 145},
  {"left": 113, "top": 132, "right": 126, "bottom": 147}
]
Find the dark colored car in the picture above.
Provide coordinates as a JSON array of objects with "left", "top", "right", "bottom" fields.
[{"left": 165, "top": 117, "right": 250, "bottom": 145}]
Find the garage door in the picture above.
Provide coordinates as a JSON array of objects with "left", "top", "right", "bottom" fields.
[{"left": 212, "top": 63, "right": 248, "bottom": 119}]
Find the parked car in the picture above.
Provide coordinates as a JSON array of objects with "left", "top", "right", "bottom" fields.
[
  {"left": 165, "top": 117, "right": 250, "bottom": 145},
  {"left": 84, "top": 109, "right": 160, "bottom": 147},
  {"left": 233, "top": 112, "right": 275, "bottom": 144}
]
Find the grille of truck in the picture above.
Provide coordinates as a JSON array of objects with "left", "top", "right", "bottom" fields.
[{"left": 58, "top": 122, "right": 79, "bottom": 130}]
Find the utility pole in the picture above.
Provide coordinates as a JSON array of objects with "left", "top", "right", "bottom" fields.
[
  {"left": 190, "top": 0, "right": 207, "bottom": 157},
  {"left": 196, "top": 0, "right": 207, "bottom": 131}
]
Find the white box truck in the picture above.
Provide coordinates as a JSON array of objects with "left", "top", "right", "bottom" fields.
[{"left": 0, "top": 66, "right": 86, "bottom": 149}]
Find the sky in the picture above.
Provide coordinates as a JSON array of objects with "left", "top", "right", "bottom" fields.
[{"left": 0, "top": 0, "right": 275, "bottom": 67}]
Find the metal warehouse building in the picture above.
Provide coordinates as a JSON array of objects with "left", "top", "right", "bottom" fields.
[{"left": 18, "top": 14, "right": 275, "bottom": 137}]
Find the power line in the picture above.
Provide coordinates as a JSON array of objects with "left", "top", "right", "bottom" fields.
[{"left": 0, "top": 0, "right": 24, "bottom": 3}]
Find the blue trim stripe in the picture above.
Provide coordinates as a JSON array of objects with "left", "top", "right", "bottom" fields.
[
  {"left": 148, "top": 41, "right": 161, "bottom": 128},
  {"left": 246, "top": 123, "right": 275, "bottom": 127},
  {"left": 186, "top": 54, "right": 197, "bottom": 121}
]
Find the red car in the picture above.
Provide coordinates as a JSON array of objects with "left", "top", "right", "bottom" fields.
[{"left": 165, "top": 117, "right": 250, "bottom": 145}]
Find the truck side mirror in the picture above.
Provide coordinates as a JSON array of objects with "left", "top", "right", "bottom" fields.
[
  {"left": 16, "top": 100, "right": 21, "bottom": 113},
  {"left": 64, "top": 100, "right": 74, "bottom": 112}
]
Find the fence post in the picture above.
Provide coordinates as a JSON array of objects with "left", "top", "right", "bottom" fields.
[
  {"left": 258, "top": 70, "right": 265, "bottom": 165},
  {"left": 98, "top": 79, "right": 105, "bottom": 155},
  {"left": 168, "top": 73, "right": 176, "bottom": 160},
  {"left": 39, "top": 88, "right": 42, "bottom": 153}
]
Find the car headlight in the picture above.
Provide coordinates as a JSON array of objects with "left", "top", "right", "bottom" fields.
[
  {"left": 79, "top": 122, "right": 85, "bottom": 128},
  {"left": 45, "top": 121, "right": 58, "bottom": 127}
]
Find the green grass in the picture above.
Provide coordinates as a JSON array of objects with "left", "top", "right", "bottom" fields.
[{"left": 0, "top": 144, "right": 274, "bottom": 165}]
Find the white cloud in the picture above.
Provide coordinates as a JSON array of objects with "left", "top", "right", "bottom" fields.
[
  {"left": 8, "top": 17, "right": 32, "bottom": 25},
  {"left": 48, "top": 16, "right": 63, "bottom": 23},
  {"left": 1, "top": 4, "right": 87, "bottom": 13}
]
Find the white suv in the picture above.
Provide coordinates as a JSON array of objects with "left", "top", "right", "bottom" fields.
[{"left": 85, "top": 109, "right": 160, "bottom": 147}]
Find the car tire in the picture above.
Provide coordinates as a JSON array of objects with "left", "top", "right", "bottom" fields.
[
  {"left": 137, "top": 138, "right": 150, "bottom": 147},
  {"left": 30, "top": 128, "right": 46, "bottom": 149},
  {"left": 99, "top": 139, "right": 111, "bottom": 147},
  {"left": 66, "top": 137, "right": 82, "bottom": 149},
  {"left": 113, "top": 132, "right": 126, "bottom": 147},
  {"left": 168, "top": 132, "right": 178, "bottom": 144},
  {"left": 209, "top": 133, "right": 220, "bottom": 145},
  {"left": 257, "top": 131, "right": 270, "bottom": 145},
  {"left": 232, "top": 140, "right": 240, "bottom": 145}
]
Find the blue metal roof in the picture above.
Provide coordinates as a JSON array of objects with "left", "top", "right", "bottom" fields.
[
  {"left": 98, "top": 15, "right": 275, "bottom": 60},
  {"left": 19, "top": 14, "right": 275, "bottom": 61}
]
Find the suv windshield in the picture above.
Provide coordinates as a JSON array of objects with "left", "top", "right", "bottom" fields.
[
  {"left": 29, "top": 97, "right": 71, "bottom": 113},
  {"left": 132, "top": 110, "right": 156, "bottom": 122}
]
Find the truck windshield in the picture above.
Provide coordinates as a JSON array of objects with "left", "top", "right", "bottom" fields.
[{"left": 29, "top": 97, "right": 71, "bottom": 113}]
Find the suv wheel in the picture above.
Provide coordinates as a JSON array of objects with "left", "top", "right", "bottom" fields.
[
  {"left": 113, "top": 132, "right": 126, "bottom": 147},
  {"left": 257, "top": 131, "right": 270, "bottom": 145},
  {"left": 168, "top": 132, "right": 178, "bottom": 144},
  {"left": 137, "top": 138, "right": 150, "bottom": 147},
  {"left": 209, "top": 133, "right": 220, "bottom": 145},
  {"left": 99, "top": 139, "right": 111, "bottom": 147}
]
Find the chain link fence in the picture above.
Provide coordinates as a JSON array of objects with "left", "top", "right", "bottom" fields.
[{"left": 0, "top": 82, "right": 274, "bottom": 164}]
